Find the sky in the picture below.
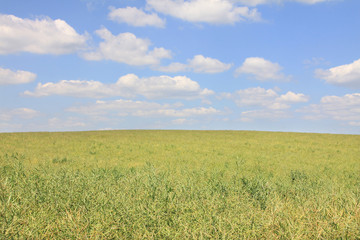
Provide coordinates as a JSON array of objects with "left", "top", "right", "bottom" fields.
[{"left": 0, "top": 0, "right": 359, "bottom": 134}]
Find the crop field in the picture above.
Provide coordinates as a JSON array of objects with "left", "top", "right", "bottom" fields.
[{"left": 0, "top": 130, "right": 359, "bottom": 239}]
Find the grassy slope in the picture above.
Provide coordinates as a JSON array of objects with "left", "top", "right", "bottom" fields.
[{"left": 0, "top": 130, "right": 359, "bottom": 239}]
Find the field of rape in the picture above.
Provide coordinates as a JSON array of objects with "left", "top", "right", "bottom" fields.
[{"left": 0, "top": 130, "right": 359, "bottom": 239}]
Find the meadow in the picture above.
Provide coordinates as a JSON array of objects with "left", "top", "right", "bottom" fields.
[{"left": 0, "top": 130, "right": 359, "bottom": 239}]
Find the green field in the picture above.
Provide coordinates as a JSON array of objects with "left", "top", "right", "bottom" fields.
[{"left": 1, "top": 130, "right": 359, "bottom": 239}]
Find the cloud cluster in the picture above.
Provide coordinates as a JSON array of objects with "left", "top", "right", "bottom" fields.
[
  {"left": 235, "top": 57, "right": 289, "bottom": 81},
  {"left": 231, "top": 87, "right": 308, "bottom": 109},
  {"left": 315, "top": 59, "right": 360, "bottom": 89},
  {"left": 24, "top": 74, "right": 214, "bottom": 99},
  {"left": 0, "top": 14, "right": 88, "bottom": 55},
  {"left": 147, "top": 0, "right": 261, "bottom": 24},
  {"left": 145, "top": 0, "right": 329, "bottom": 25},
  {"left": 0, "top": 67, "right": 36, "bottom": 85},
  {"left": 157, "top": 55, "right": 232, "bottom": 73},
  {"left": 82, "top": 28, "right": 171, "bottom": 66},
  {"left": 236, "top": 0, "right": 331, "bottom": 6},
  {"left": 298, "top": 93, "right": 360, "bottom": 126},
  {"left": 108, "top": 7, "right": 165, "bottom": 28},
  {"left": 224, "top": 87, "right": 308, "bottom": 121},
  {"left": 68, "top": 99, "right": 220, "bottom": 118}
]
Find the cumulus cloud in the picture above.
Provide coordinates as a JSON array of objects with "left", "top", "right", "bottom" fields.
[
  {"left": 67, "top": 99, "right": 220, "bottom": 118},
  {"left": 230, "top": 87, "right": 308, "bottom": 109},
  {"left": 189, "top": 55, "right": 232, "bottom": 73},
  {"left": 115, "top": 74, "right": 214, "bottom": 99},
  {"left": 135, "top": 106, "right": 220, "bottom": 117},
  {"left": 235, "top": 57, "right": 289, "bottom": 81},
  {"left": 0, "top": 108, "right": 39, "bottom": 121},
  {"left": 24, "top": 80, "right": 113, "bottom": 98},
  {"left": 315, "top": 59, "right": 360, "bottom": 89},
  {"left": 157, "top": 55, "right": 232, "bottom": 73},
  {"left": 224, "top": 87, "right": 308, "bottom": 121},
  {"left": 146, "top": 0, "right": 261, "bottom": 24},
  {"left": 237, "top": 0, "right": 331, "bottom": 6},
  {"left": 0, "top": 14, "right": 88, "bottom": 55},
  {"left": 82, "top": 28, "right": 171, "bottom": 65},
  {"left": 298, "top": 93, "right": 360, "bottom": 126},
  {"left": 293, "top": 0, "right": 330, "bottom": 4},
  {"left": 24, "top": 74, "right": 214, "bottom": 99},
  {"left": 0, "top": 67, "right": 36, "bottom": 85},
  {"left": 108, "top": 6, "right": 165, "bottom": 27},
  {"left": 278, "top": 91, "right": 310, "bottom": 103}
]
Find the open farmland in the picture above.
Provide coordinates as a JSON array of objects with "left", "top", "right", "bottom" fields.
[{"left": 0, "top": 130, "right": 359, "bottom": 239}]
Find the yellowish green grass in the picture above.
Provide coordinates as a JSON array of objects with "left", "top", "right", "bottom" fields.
[{"left": 1, "top": 130, "right": 359, "bottom": 239}]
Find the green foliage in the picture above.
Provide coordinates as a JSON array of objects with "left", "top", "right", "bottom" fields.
[{"left": 0, "top": 130, "right": 359, "bottom": 239}]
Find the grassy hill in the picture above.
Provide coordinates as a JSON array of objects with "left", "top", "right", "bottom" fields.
[{"left": 1, "top": 130, "right": 359, "bottom": 238}]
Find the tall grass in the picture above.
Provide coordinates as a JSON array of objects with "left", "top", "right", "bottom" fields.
[{"left": 1, "top": 130, "right": 359, "bottom": 238}]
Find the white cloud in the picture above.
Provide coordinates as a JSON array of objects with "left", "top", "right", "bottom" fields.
[
  {"left": 147, "top": 0, "right": 261, "bottom": 24},
  {"left": 294, "top": 0, "right": 330, "bottom": 4},
  {"left": 82, "top": 28, "right": 171, "bottom": 65},
  {"left": 0, "top": 67, "right": 36, "bottom": 85},
  {"left": 67, "top": 99, "right": 220, "bottom": 118},
  {"left": 0, "top": 14, "right": 88, "bottom": 55},
  {"left": 235, "top": 57, "right": 289, "bottom": 81},
  {"left": 230, "top": 87, "right": 308, "bottom": 109},
  {"left": 236, "top": 0, "right": 278, "bottom": 6},
  {"left": 231, "top": 87, "right": 279, "bottom": 108},
  {"left": 115, "top": 74, "right": 214, "bottom": 99},
  {"left": 298, "top": 93, "right": 360, "bottom": 126},
  {"left": 157, "top": 55, "right": 232, "bottom": 73},
  {"left": 0, "top": 108, "right": 39, "bottom": 121},
  {"left": 24, "top": 80, "right": 113, "bottom": 98},
  {"left": 134, "top": 106, "right": 220, "bottom": 117},
  {"left": 236, "top": 0, "right": 331, "bottom": 6},
  {"left": 278, "top": 91, "right": 309, "bottom": 103},
  {"left": 24, "top": 74, "right": 214, "bottom": 99},
  {"left": 108, "top": 6, "right": 165, "bottom": 27},
  {"left": 189, "top": 55, "right": 232, "bottom": 73},
  {"left": 224, "top": 87, "right": 308, "bottom": 121},
  {"left": 68, "top": 99, "right": 177, "bottom": 116},
  {"left": 315, "top": 59, "right": 360, "bottom": 89}
]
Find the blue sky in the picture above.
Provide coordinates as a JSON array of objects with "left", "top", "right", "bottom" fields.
[{"left": 0, "top": 0, "right": 359, "bottom": 134}]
